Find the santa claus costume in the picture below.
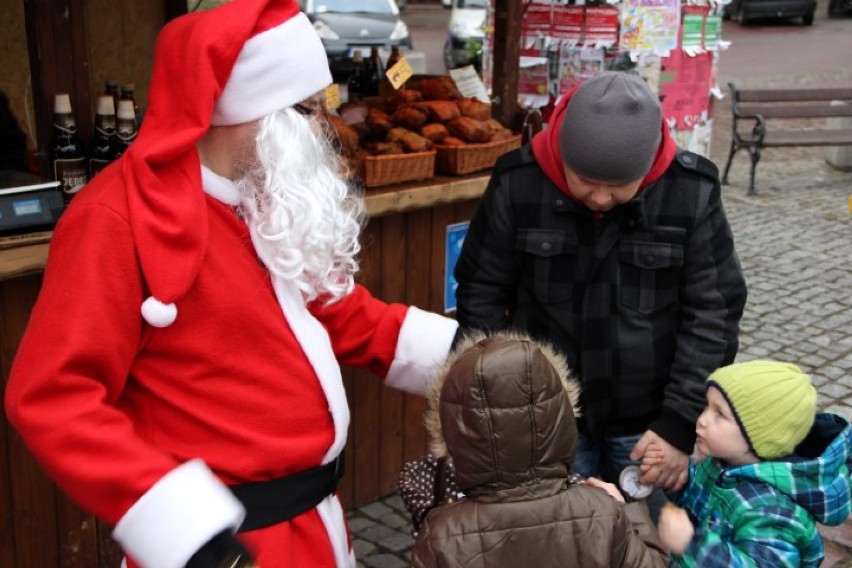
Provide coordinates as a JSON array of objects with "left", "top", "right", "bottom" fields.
[{"left": 3, "top": 1, "right": 458, "bottom": 567}]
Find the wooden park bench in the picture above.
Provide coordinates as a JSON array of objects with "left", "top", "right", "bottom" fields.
[{"left": 721, "top": 83, "right": 852, "bottom": 195}]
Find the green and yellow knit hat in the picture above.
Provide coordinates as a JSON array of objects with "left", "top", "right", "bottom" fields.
[{"left": 707, "top": 360, "right": 817, "bottom": 459}]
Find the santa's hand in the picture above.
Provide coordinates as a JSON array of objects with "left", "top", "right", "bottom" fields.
[
  {"left": 658, "top": 503, "right": 694, "bottom": 555},
  {"left": 584, "top": 476, "right": 625, "bottom": 503},
  {"left": 630, "top": 430, "right": 689, "bottom": 491},
  {"left": 185, "top": 530, "right": 257, "bottom": 568}
]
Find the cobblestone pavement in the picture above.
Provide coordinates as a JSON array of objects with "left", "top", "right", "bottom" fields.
[{"left": 349, "top": 73, "right": 852, "bottom": 567}]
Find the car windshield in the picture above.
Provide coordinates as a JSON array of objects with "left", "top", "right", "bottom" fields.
[
  {"left": 457, "top": 0, "right": 488, "bottom": 7},
  {"left": 307, "top": 0, "right": 398, "bottom": 15}
]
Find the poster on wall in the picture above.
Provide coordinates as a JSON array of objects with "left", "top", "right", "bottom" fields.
[
  {"left": 660, "top": 49, "right": 713, "bottom": 131},
  {"left": 619, "top": 0, "right": 680, "bottom": 54},
  {"left": 444, "top": 222, "right": 470, "bottom": 314}
]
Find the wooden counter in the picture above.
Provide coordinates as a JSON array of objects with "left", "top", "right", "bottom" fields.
[{"left": 0, "top": 174, "right": 489, "bottom": 281}]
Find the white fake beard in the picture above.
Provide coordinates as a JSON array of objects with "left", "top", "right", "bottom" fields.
[{"left": 235, "top": 108, "right": 363, "bottom": 304}]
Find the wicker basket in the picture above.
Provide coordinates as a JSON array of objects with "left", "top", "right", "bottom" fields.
[
  {"left": 435, "top": 134, "right": 522, "bottom": 176},
  {"left": 361, "top": 150, "right": 436, "bottom": 188}
]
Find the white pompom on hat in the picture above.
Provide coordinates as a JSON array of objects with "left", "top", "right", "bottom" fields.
[{"left": 124, "top": 0, "right": 332, "bottom": 327}]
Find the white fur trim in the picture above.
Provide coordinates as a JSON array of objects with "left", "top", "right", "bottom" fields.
[
  {"left": 201, "top": 166, "right": 240, "bottom": 205},
  {"left": 385, "top": 307, "right": 457, "bottom": 396},
  {"left": 269, "top": 274, "right": 349, "bottom": 464},
  {"left": 317, "top": 494, "right": 354, "bottom": 568},
  {"left": 212, "top": 12, "right": 332, "bottom": 126},
  {"left": 113, "top": 460, "right": 245, "bottom": 568},
  {"left": 141, "top": 296, "right": 177, "bottom": 328}
]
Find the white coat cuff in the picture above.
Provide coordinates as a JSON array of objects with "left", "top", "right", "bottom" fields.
[
  {"left": 385, "top": 306, "right": 457, "bottom": 396},
  {"left": 113, "top": 460, "right": 245, "bottom": 568}
]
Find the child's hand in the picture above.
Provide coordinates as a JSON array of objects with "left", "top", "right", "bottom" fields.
[
  {"left": 630, "top": 431, "right": 689, "bottom": 491},
  {"left": 584, "top": 477, "right": 625, "bottom": 503},
  {"left": 658, "top": 503, "right": 694, "bottom": 555}
]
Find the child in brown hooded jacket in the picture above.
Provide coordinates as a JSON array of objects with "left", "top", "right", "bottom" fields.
[{"left": 401, "top": 331, "right": 668, "bottom": 568}]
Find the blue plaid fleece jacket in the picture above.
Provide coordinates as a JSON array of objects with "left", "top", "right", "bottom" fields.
[{"left": 672, "top": 413, "right": 852, "bottom": 567}]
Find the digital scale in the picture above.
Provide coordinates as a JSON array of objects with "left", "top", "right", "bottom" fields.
[{"left": 0, "top": 171, "right": 65, "bottom": 237}]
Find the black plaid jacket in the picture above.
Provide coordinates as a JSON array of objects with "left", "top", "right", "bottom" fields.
[{"left": 454, "top": 145, "right": 747, "bottom": 453}]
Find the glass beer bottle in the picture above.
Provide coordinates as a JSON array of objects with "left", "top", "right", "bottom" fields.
[
  {"left": 112, "top": 99, "right": 138, "bottom": 160},
  {"left": 49, "top": 93, "right": 88, "bottom": 205},
  {"left": 347, "top": 51, "right": 365, "bottom": 103},
  {"left": 89, "top": 95, "right": 117, "bottom": 178}
]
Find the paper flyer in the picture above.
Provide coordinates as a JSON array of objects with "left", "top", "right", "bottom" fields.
[{"left": 619, "top": 0, "right": 680, "bottom": 54}]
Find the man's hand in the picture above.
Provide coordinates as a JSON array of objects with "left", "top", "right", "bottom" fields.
[
  {"left": 629, "top": 430, "right": 689, "bottom": 492},
  {"left": 584, "top": 476, "right": 626, "bottom": 503},
  {"left": 658, "top": 504, "right": 694, "bottom": 555}
]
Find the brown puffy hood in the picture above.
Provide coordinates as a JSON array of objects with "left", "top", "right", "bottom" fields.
[{"left": 425, "top": 331, "right": 581, "bottom": 495}]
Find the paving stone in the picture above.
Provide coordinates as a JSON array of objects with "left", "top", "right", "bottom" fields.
[
  {"left": 379, "top": 531, "right": 416, "bottom": 552},
  {"left": 382, "top": 493, "right": 408, "bottom": 513},
  {"left": 348, "top": 516, "right": 378, "bottom": 533},
  {"left": 359, "top": 501, "right": 395, "bottom": 521},
  {"left": 353, "top": 538, "right": 377, "bottom": 557},
  {"left": 359, "top": 524, "right": 399, "bottom": 543},
  {"left": 378, "top": 512, "right": 409, "bottom": 529},
  {"left": 362, "top": 553, "right": 409, "bottom": 568}
]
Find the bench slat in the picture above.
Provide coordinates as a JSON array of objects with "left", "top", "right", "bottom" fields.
[
  {"left": 763, "top": 129, "right": 852, "bottom": 147},
  {"left": 736, "top": 104, "right": 852, "bottom": 119},
  {"left": 736, "top": 88, "right": 852, "bottom": 103}
]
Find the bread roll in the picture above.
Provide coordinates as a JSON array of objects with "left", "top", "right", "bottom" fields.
[{"left": 446, "top": 116, "right": 489, "bottom": 143}]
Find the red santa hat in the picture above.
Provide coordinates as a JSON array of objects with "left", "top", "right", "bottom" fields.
[{"left": 125, "top": 0, "right": 332, "bottom": 327}]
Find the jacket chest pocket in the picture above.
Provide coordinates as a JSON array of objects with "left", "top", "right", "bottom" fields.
[
  {"left": 619, "top": 241, "right": 684, "bottom": 315},
  {"left": 516, "top": 229, "right": 577, "bottom": 303}
]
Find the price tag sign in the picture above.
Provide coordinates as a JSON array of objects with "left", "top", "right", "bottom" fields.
[
  {"left": 323, "top": 84, "right": 341, "bottom": 111},
  {"left": 385, "top": 56, "right": 413, "bottom": 91},
  {"left": 448, "top": 65, "right": 490, "bottom": 103}
]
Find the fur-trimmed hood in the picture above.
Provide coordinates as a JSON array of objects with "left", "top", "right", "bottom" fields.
[{"left": 425, "top": 331, "right": 581, "bottom": 495}]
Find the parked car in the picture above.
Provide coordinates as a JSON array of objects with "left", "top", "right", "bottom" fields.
[
  {"left": 442, "top": 0, "right": 452, "bottom": 8},
  {"left": 722, "top": 0, "right": 816, "bottom": 25},
  {"left": 444, "top": 0, "right": 487, "bottom": 71},
  {"left": 300, "top": 0, "right": 412, "bottom": 81},
  {"left": 828, "top": 0, "right": 852, "bottom": 16}
]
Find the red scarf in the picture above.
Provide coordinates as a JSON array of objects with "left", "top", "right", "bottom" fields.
[{"left": 531, "top": 83, "right": 677, "bottom": 205}]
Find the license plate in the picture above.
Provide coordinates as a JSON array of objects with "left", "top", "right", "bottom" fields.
[{"left": 347, "top": 46, "right": 390, "bottom": 60}]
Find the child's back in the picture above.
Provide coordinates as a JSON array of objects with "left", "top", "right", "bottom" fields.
[{"left": 407, "top": 332, "right": 668, "bottom": 568}]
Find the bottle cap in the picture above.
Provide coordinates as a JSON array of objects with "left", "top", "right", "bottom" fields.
[
  {"left": 117, "top": 99, "right": 136, "bottom": 120},
  {"left": 106, "top": 78, "right": 119, "bottom": 88},
  {"left": 618, "top": 465, "right": 654, "bottom": 500},
  {"left": 97, "top": 95, "right": 116, "bottom": 116},
  {"left": 54, "top": 93, "right": 72, "bottom": 114},
  {"left": 122, "top": 83, "right": 135, "bottom": 93}
]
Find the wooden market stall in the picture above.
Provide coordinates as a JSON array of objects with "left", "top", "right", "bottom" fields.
[{"left": 0, "top": 1, "right": 524, "bottom": 565}]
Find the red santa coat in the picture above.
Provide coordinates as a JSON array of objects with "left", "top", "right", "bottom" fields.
[{"left": 4, "top": 163, "right": 457, "bottom": 568}]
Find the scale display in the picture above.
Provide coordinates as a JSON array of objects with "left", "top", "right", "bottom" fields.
[{"left": 0, "top": 179, "right": 65, "bottom": 237}]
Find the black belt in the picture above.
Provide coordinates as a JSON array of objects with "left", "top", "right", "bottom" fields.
[{"left": 230, "top": 451, "right": 345, "bottom": 533}]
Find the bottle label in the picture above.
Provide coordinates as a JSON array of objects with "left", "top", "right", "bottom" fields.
[
  {"left": 95, "top": 117, "right": 116, "bottom": 136},
  {"left": 54, "top": 113, "right": 77, "bottom": 133},
  {"left": 116, "top": 121, "right": 137, "bottom": 143},
  {"left": 54, "top": 158, "right": 88, "bottom": 196},
  {"left": 89, "top": 158, "right": 111, "bottom": 178}
]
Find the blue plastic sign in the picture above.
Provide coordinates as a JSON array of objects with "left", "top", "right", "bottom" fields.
[{"left": 444, "top": 221, "right": 469, "bottom": 313}]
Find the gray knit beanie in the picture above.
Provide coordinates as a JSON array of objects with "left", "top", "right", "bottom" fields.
[{"left": 559, "top": 72, "right": 662, "bottom": 183}]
